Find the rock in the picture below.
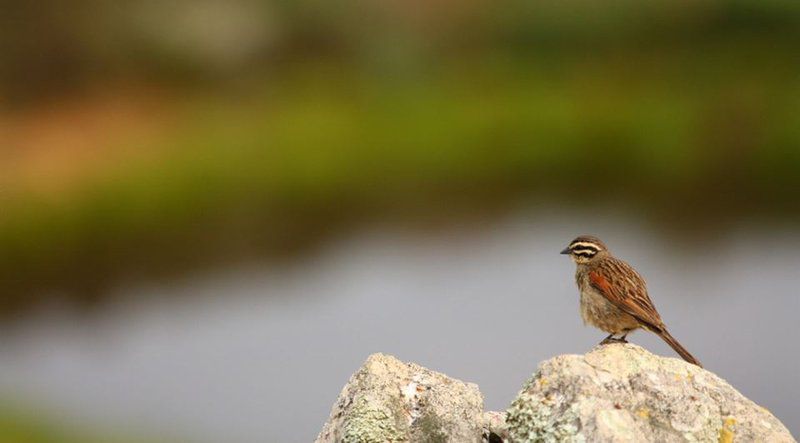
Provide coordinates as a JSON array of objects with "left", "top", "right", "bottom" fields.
[
  {"left": 506, "top": 343, "right": 795, "bottom": 443},
  {"left": 481, "top": 411, "right": 510, "bottom": 442},
  {"left": 316, "top": 353, "right": 499, "bottom": 443},
  {"left": 318, "top": 346, "right": 793, "bottom": 442}
]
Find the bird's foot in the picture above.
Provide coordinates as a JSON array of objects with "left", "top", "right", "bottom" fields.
[{"left": 600, "top": 336, "right": 628, "bottom": 345}]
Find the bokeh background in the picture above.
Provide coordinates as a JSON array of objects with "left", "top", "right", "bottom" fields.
[{"left": 1, "top": 1, "right": 799, "bottom": 441}]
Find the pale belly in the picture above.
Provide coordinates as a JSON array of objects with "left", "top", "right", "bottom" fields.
[{"left": 579, "top": 286, "right": 640, "bottom": 334}]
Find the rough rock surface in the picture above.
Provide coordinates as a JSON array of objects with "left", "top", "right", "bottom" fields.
[
  {"left": 316, "top": 353, "right": 499, "bottom": 443},
  {"left": 507, "top": 343, "right": 794, "bottom": 443}
]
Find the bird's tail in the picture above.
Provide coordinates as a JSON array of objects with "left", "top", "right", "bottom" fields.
[{"left": 656, "top": 329, "right": 702, "bottom": 367}]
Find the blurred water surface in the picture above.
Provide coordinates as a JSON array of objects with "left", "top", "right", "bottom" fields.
[{"left": 0, "top": 207, "right": 796, "bottom": 442}]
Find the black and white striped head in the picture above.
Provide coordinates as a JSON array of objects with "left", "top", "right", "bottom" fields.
[{"left": 560, "top": 235, "right": 608, "bottom": 264}]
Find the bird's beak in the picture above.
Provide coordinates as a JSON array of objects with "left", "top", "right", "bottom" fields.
[{"left": 560, "top": 247, "right": 571, "bottom": 255}]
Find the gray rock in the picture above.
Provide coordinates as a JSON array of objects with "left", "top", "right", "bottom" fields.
[
  {"left": 316, "top": 353, "right": 488, "bottom": 443},
  {"left": 506, "top": 343, "right": 795, "bottom": 443},
  {"left": 482, "top": 410, "right": 510, "bottom": 442}
]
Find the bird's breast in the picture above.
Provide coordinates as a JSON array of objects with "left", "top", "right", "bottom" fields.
[{"left": 577, "top": 277, "right": 639, "bottom": 334}]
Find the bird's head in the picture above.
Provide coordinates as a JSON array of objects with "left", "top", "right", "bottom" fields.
[{"left": 560, "top": 235, "right": 609, "bottom": 264}]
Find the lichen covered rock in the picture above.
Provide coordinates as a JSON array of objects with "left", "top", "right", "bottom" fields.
[
  {"left": 316, "top": 353, "right": 486, "bottom": 442},
  {"left": 506, "top": 343, "right": 794, "bottom": 443}
]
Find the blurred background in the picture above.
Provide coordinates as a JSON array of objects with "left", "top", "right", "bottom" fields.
[{"left": 1, "top": 0, "right": 799, "bottom": 441}]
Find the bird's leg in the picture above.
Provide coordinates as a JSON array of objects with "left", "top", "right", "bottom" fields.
[
  {"left": 600, "top": 334, "right": 617, "bottom": 345},
  {"left": 600, "top": 333, "right": 628, "bottom": 345},
  {"left": 617, "top": 328, "right": 634, "bottom": 343}
]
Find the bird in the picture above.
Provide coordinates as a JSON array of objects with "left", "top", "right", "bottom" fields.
[{"left": 560, "top": 235, "right": 702, "bottom": 367}]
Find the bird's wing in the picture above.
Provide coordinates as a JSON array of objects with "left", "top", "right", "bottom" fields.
[{"left": 588, "top": 260, "right": 665, "bottom": 331}]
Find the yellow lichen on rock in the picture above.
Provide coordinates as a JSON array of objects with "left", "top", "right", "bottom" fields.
[{"left": 718, "top": 417, "right": 736, "bottom": 443}]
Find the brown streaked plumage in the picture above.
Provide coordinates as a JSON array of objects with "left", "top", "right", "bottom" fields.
[{"left": 561, "top": 235, "right": 702, "bottom": 367}]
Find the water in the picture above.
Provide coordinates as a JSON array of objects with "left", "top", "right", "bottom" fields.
[{"left": 0, "top": 209, "right": 797, "bottom": 442}]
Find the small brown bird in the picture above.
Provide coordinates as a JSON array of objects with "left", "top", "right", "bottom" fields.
[{"left": 561, "top": 235, "right": 702, "bottom": 367}]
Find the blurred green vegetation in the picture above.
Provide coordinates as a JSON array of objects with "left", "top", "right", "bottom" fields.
[
  {"left": 0, "top": 403, "right": 156, "bottom": 443},
  {"left": 1, "top": 0, "right": 800, "bottom": 313}
]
